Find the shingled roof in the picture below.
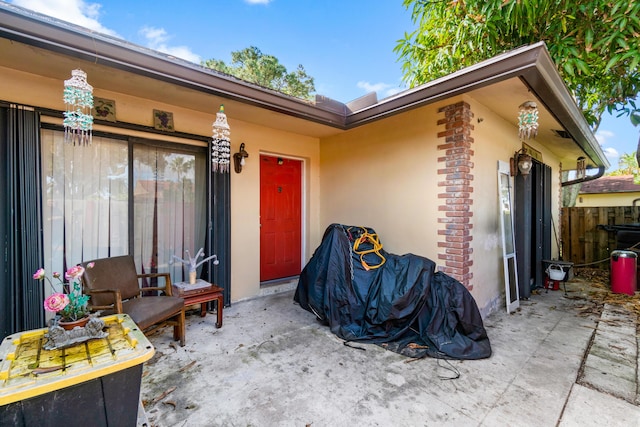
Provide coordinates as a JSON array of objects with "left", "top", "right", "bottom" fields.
[{"left": 579, "top": 175, "right": 640, "bottom": 194}]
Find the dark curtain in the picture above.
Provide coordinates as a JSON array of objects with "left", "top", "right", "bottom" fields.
[
  {"left": 212, "top": 171, "right": 231, "bottom": 306},
  {"left": 203, "top": 146, "right": 231, "bottom": 307},
  {"left": 515, "top": 165, "right": 532, "bottom": 299},
  {"left": 0, "top": 105, "right": 44, "bottom": 339}
]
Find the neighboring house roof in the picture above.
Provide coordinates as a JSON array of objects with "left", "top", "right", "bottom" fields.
[
  {"left": 0, "top": 2, "right": 608, "bottom": 170},
  {"left": 579, "top": 175, "right": 640, "bottom": 194}
]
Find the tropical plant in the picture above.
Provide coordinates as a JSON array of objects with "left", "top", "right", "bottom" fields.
[
  {"left": 607, "top": 151, "right": 640, "bottom": 183},
  {"left": 395, "top": 0, "right": 640, "bottom": 129},
  {"left": 202, "top": 46, "right": 316, "bottom": 100},
  {"left": 608, "top": 152, "right": 638, "bottom": 175}
]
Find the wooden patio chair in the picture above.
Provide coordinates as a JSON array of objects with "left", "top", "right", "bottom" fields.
[{"left": 81, "top": 255, "right": 185, "bottom": 346}]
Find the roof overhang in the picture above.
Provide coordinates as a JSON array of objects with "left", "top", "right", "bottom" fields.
[{"left": 0, "top": 2, "right": 608, "bottom": 169}]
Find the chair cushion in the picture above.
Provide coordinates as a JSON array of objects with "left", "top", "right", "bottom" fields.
[{"left": 122, "top": 296, "right": 184, "bottom": 331}]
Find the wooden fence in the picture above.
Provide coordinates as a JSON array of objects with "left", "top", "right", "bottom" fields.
[{"left": 561, "top": 206, "right": 640, "bottom": 269}]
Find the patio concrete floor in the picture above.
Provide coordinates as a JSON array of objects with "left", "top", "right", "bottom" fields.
[{"left": 139, "top": 280, "right": 640, "bottom": 427}]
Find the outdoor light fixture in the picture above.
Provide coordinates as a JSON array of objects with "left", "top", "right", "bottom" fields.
[
  {"left": 233, "top": 143, "right": 249, "bottom": 173},
  {"left": 211, "top": 105, "right": 231, "bottom": 173},
  {"left": 511, "top": 148, "right": 533, "bottom": 176},
  {"left": 63, "top": 69, "right": 93, "bottom": 145}
]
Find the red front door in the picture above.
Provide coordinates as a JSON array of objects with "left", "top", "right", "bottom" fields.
[{"left": 260, "top": 155, "right": 302, "bottom": 282}]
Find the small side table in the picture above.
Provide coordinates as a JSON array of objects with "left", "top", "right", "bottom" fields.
[{"left": 172, "top": 281, "right": 224, "bottom": 328}]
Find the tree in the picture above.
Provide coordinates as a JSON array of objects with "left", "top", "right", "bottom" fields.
[
  {"left": 202, "top": 46, "right": 315, "bottom": 100},
  {"left": 395, "top": 0, "right": 640, "bottom": 128},
  {"left": 608, "top": 151, "right": 638, "bottom": 177}
]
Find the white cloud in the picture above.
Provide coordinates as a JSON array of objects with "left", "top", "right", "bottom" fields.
[
  {"left": 139, "top": 26, "right": 201, "bottom": 64},
  {"left": 9, "top": 1, "right": 201, "bottom": 64},
  {"left": 385, "top": 87, "right": 403, "bottom": 97},
  {"left": 595, "top": 129, "right": 620, "bottom": 168},
  {"left": 9, "top": 0, "right": 119, "bottom": 37},
  {"left": 357, "top": 81, "right": 389, "bottom": 93},
  {"left": 595, "top": 129, "right": 615, "bottom": 146},
  {"left": 602, "top": 146, "right": 620, "bottom": 168},
  {"left": 245, "top": 0, "right": 271, "bottom": 4},
  {"left": 139, "top": 26, "right": 169, "bottom": 45},
  {"left": 603, "top": 146, "right": 619, "bottom": 157},
  {"left": 357, "top": 81, "right": 404, "bottom": 98}
]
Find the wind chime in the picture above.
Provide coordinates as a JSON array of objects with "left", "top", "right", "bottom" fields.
[
  {"left": 63, "top": 69, "right": 94, "bottom": 145},
  {"left": 211, "top": 105, "right": 231, "bottom": 173},
  {"left": 576, "top": 156, "right": 586, "bottom": 179},
  {"left": 512, "top": 101, "right": 539, "bottom": 176},
  {"left": 517, "top": 101, "right": 539, "bottom": 140}
]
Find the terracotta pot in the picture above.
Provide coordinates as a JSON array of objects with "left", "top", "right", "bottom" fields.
[{"left": 58, "top": 316, "right": 90, "bottom": 330}]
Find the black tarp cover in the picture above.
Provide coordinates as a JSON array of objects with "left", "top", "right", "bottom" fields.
[{"left": 294, "top": 224, "right": 491, "bottom": 360}]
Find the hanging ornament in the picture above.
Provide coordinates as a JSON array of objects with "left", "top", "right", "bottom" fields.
[
  {"left": 63, "top": 69, "right": 94, "bottom": 145},
  {"left": 576, "top": 156, "right": 586, "bottom": 179},
  {"left": 517, "top": 101, "right": 538, "bottom": 140},
  {"left": 211, "top": 104, "right": 231, "bottom": 173}
]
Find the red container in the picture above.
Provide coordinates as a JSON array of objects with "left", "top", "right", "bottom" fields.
[{"left": 610, "top": 250, "right": 637, "bottom": 295}]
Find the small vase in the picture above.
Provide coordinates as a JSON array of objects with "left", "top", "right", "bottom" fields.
[
  {"left": 58, "top": 316, "right": 90, "bottom": 331},
  {"left": 189, "top": 270, "right": 197, "bottom": 285}
]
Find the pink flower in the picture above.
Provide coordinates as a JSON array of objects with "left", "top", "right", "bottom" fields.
[
  {"left": 87, "top": 262, "right": 95, "bottom": 269},
  {"left": 65, "top": 265, "right": 85, "bottom": 281},
  {"left": 33, "top": 268, "right": 45, "bottom": 280},
  {"left": 44, "top": 293, "right": 69, "bottom": 313},
  {"left": 52, "top": 272, "right": 61, "bottom": 279}
]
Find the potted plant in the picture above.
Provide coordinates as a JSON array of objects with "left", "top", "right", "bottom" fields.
[{"left": 33, "top": 263, "right": 94, "bottom": 330}]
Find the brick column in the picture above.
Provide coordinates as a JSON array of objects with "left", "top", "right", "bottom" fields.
[{"left": 436, "top": 102, "right": 474, "bottom": 289}]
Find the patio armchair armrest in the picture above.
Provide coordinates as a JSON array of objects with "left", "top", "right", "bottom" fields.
[
  {"left": 136, "top": 272, "right": 173, "bottom": 295},
  {"left": 86, "top": 288, "right": 123, "bottom": 313}
]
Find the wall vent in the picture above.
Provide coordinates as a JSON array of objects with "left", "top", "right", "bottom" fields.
[{"left": 552, "top": 129, "right": 572, "bottom": 139}]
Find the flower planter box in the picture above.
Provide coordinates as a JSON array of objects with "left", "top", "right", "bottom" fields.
[{"left": 0, "top": 314, "right": 154, "bottom": 427}]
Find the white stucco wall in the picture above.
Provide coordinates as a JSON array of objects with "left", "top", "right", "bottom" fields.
[
  {"left": 319, "top": 103, "right": 441, "bottom": 260},
  {"left": 1, "top": 63, "right": 566, "bottom": 315},
  {"left": 576, "top": 192, "right": 640, "bottom": 207},
  {"left": 318, "top": 95, "right": 564, "bottom": 316},
  {"left": 0, "top": 64, "right": 323, "bottom": 303}
]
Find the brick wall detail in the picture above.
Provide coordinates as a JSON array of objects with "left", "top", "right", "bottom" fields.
[{"left": 436, "top": 102, "right": 474, "bottom": 290}]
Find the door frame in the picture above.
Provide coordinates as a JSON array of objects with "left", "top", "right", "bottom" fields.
[
  {"left": 498, "top": 160, "right": 520, "bottom": 313},
  {"left": 259, "top": 152, "right": 307, "bottom": 283}
]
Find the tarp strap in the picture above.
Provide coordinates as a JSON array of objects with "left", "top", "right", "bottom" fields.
[
  {"left": 343, "top": 340, "right": 367, "bottom": 351},
  {"left": 348, "top": 226, "right": 386, "bottom": 271},
  {"left": 437, "top": 357, "right": 461, "bottom": 380}
]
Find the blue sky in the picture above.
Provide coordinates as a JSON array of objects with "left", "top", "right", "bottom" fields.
[{"left": 6, "top": 0, "right": 638, "bottom": 170}]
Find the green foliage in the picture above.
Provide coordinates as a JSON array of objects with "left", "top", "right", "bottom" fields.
[
  {"left": 395, "top": 0, "right": 640, "bottom": 128},
  {"left": 608, "top": 151, "right": 639, "bottom": 180},
  {"left": 202, "top": 46, "right": 315, "bottom": 100},
  {"left": 59, "top": 281, "right": 90, "bottom": 322}
]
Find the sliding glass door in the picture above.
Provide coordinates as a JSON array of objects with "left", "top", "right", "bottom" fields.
[
  {"left": 132, "top": 141, "right": 207, "bottom": 280},
  {"left": 41, "top": 129, "right": 207, "bottom": 287}
]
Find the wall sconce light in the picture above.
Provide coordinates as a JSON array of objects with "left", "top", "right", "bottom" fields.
[
  {"left": 511, "top": 148, "right": 533, "bottom": 176},
  {"left": 233, "top": 143, "right": 249, "bottom": 173}
]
